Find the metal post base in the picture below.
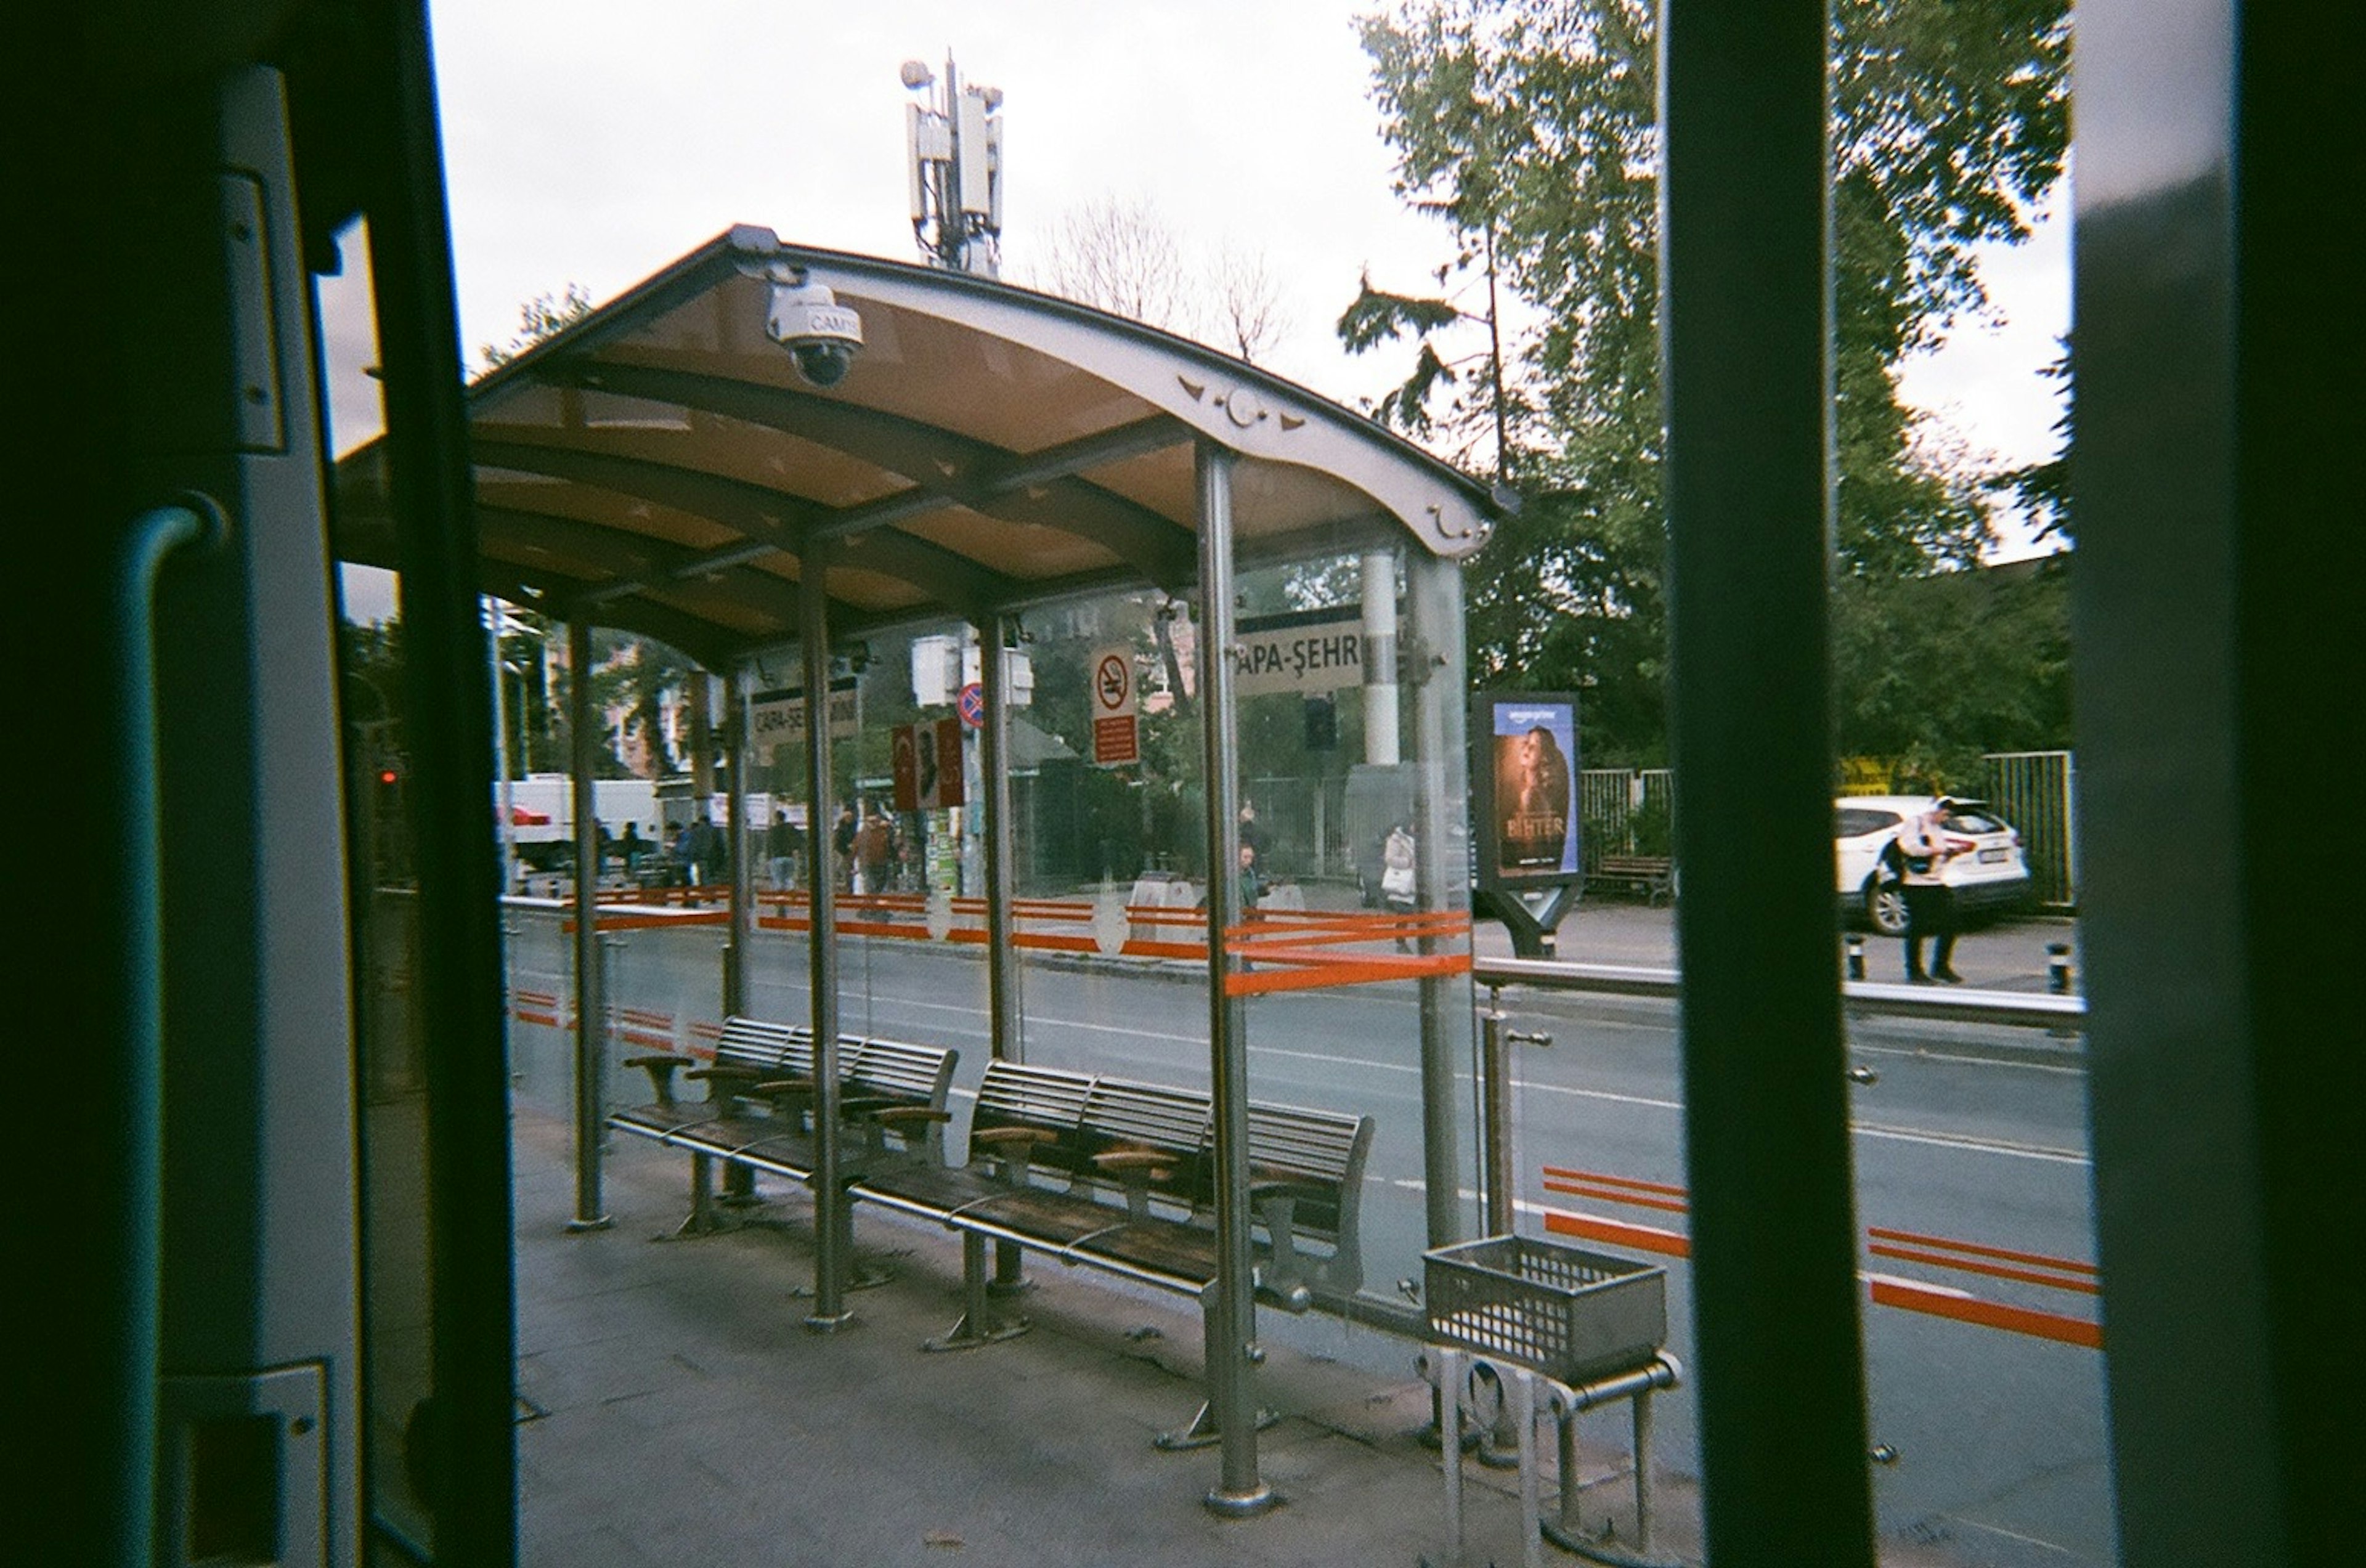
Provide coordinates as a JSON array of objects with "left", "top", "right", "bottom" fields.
[
  {"left": 790, "top": 1257, "right": 893, "bottom": 1295},
  {"left": 563, "top": 1215, "right": 613, "bottom": 1233},
  {"left": 659, "top": 1207, "right": 733, "bottom": 1241},
  {"left": 1203, "top": 1482, "right": 1282, "bottom": 1518},
  {"left": 802, "top": 1309, "right": 856, "bottom": 1334},
  {"left": 924, "top": 1232, "right": 1031, "bottom": 1351},
  {"left": 1155, "top": 1400, "right": 1280, "bottom": 1452},
  {"left": 921, "top": 1311, "right": 1031, "bottom": 1352}
]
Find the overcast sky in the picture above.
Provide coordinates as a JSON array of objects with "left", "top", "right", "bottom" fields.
[{"left": 334, "top": 0, "right": 2069, "bottom": 620}]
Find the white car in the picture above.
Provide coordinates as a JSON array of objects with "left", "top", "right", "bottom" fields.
[{"left": 1836, "top": 795, "right": 2032, "bottom": 937}]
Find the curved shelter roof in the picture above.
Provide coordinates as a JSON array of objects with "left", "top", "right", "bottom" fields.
[{"left": 335, "top": 225, "right": 1503, "bottom": 669}]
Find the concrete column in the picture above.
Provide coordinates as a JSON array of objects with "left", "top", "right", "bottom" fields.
[{"left": 1360, "top": 548, "right": 1400, "bottom": 766}]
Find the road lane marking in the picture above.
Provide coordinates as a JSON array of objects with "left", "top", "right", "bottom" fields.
[{"left": 1852, "top": 1121, "right": 2088, "bottom": 1166}]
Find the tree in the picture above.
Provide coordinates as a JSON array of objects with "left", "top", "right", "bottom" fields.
[
  {"left": 1346, "top": 1, "right": 2070, "bottom": 763},
  {"left": 479, "top": 282, "right": 595, "bottom": 372},
  {"left": 1994, "top": 335, "right": 2071, "bottom": 545},
  {"left": 1026, "top": 195, "right": 1291, "bottom": 364}
]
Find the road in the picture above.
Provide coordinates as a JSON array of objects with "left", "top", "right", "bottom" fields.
[{"left": 505, "top": 901, "right": 2113, "bottom": 1564}]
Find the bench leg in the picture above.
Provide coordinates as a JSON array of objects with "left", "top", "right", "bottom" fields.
[
  {"left": 988, "top": 1237, "right": 1030, "bottom": 1298},
  {"left": 664, "top": 1151, "right": 726, "bottom": 1239},
  {"left": 718, "top": 1159, "right": 763, "bottom": 1208},
  {"left": 789, "top": 1184, "right": 896, "bottom": 1294},
  {"left": 921, "top": 1231, "right": 1030, "bottom": 1351},
  {"left": 1153, "top": 1285, "right": 1280, "bottom": 1452}
]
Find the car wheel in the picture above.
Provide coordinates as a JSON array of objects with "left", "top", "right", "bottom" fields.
[{"left": 1864, "top": 877, "right": 1909, "bottom": 938}]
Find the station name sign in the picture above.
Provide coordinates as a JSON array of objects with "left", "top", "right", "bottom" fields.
[
  {"left": 1232, "top": 605, "right": 1372, "bottom": 699},
  {"left": 749, "top": 680, "right": 859, "bottom": 758}
]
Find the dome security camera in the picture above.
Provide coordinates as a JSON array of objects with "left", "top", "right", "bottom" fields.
[{"left": 765, "top": 278, "right": 865, "bottom": 388}]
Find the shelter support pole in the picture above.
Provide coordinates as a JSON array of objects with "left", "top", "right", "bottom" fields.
[
  {"left": 1661, "top": 3, "right": 1874, "bottom": 1562},
  {"left": 718, "top": 665, "right": 760, "bottom": 1205},
  {"left": 1407, "top": 550, "right": 1468, "bottom": 1248},
  {"left": 978, "top": 610, "right": 1027, "bottom": 1291},
  {"left": 725, "top": 660, "right": 754, "bottom": 1018},
  {"left": 566, "top": 615, "right": 611, "bottom": 1231},
  {"left": 800, "top": 552, "right": 853, "bottom": 1329},
  {"left": 1194, "top": 440, "right": 1274, "bottom": 1516}
]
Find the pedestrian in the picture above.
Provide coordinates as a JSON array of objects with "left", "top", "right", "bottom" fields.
[
  {"left": 1381, "top": 819, "right": 1417, "bottom": 950},
  {"left": 832, "top": 803, "right": 858, "bottom": 892},
  {"left": 1892, "top": 797, "right": 1964, "bottom": 984},
  {"left": 671, "top": 817, "right": 700, "bottom": 887},
  {"left": 856, "top": 803, "right": 892, "bottom": 898},
  {"left": 1237, "top": 798, "right": 1267, "bottom": 863},
  {"left": 619, "top": 822, "right": 646, "bottom": 875},
  {"left": 1237, "top": 840, "right": 1264, "bottom": 911},
  {"left": 768, "top": 807, "right": 799, "bottom": 890}
]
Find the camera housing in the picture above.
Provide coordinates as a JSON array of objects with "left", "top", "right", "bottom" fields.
[{"left": 765, "top": 278, "right": 865, "bottom": 387}]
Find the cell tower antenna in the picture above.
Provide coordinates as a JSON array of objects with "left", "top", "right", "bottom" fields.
[{"left": 900, "top": 52, "right": 1004, "bottom": 278}]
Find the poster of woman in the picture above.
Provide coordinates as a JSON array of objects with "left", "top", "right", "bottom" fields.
[{"left": 1487, "top": 700, "right": 1578, "bottom": 880}]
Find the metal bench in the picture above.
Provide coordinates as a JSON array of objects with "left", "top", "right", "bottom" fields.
[
  {"left": 1590, "top": 853, "right": 1675, "bottom": 904},
  {"left": 853, "top": 1058, "right": 1372, "bottom": 1448},
  {"left": 611, "top": 1015, "right": 957, "bottom": 1236}
]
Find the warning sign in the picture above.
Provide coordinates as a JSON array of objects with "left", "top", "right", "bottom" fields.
[{"left": 1089, "top": 646, "right": 1139, "bottom": 766}]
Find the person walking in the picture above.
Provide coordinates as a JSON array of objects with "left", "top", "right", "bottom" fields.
[
  {"left": 1381, "top": 819, "right": 1418, "bottom": 951},
  {"left": 832, "top": 803, "right": 858, "bottom": 893},
  {"left": 855, "top": 803, "right": 892, "bottom": 898},
  {"left": 1893, "top": 798, "right": 1964, "bottom": 984},
  {"left": 768, "top": 807, "right": 799, "bottom": 890}
]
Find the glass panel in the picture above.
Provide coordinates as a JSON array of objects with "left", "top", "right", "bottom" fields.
[{"left": 1848, "top": 944, "right": 2113, "bottom": 1560}]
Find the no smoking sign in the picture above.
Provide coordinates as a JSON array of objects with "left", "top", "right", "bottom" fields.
[{"left": 1089, "top": 645, "right": 1139, "bottom": 766}]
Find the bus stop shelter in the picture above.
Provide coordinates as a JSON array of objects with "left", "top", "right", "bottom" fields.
[{"left": 335, "top": 224, "right": 1502, "bottom": 1511}]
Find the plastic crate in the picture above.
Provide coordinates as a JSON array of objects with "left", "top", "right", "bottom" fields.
[{"left": 1424, "top": 1236, "right": 1667, "bottom": 1384}]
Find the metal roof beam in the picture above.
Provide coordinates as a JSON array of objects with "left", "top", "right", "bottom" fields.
[
  {"left": 548, "top": 362, "right": 1196, "bottom": 588},
  {"left": 982, "top": 413, "right": 1192, "bottom": 490},
  {"left": 473, "top": 438, "right": 1016, "bottom": 620}
]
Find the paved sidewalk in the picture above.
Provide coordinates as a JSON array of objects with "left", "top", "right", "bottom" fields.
[{"left": 512, "top": 1110, "right": 1705, "bottom": 1568}]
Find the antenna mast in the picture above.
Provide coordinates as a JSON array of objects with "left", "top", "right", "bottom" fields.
[{"left": 901, "top": 53, "right": 1004, "bottom": 277}]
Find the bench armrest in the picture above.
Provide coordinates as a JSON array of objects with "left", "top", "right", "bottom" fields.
[
  {"left": 868, "top": 1106, "right": 952, "bottom": 1124},
  {"left": 750, "top": 1077, "right": 815, "bottom": 1097},
  {"left": 972, "top": 1125, "right": 1055, "bottom": 1184},
  {"left": 686, "top": 1065, "right": 762, "bottom": 1083},
  {"left": 1094, "top": 1147, "right": 1179, "bottom": 1219},
  {"left": 1092, "top": 1148, "right": 1175, "bottom": 1174},
  {"left": 972, "top": 1127, "right": 1055, "bottom": 1146},
  {"left": 622, "top": 1052, "right": 691, "bottom": 1106},
  {"left": 1248, "top": 1179, "right": 1327, "bottom": 1300}
]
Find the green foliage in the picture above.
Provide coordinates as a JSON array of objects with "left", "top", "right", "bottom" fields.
[
  {"left": 1994, "top": 335, "right": 2071, "bottom": 545},
  {"left": 1348, "top": 0, "right": 2070, "bottom": 765},
  {"left": 1831, "top": 556, "right": 2073, "bottom": 786},
  {"left": 480, "top": 283, "right": 595, "bottom": 371}
]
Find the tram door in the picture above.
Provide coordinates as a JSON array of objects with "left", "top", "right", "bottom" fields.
[{"left": 29, "top": 9, "right": 519, "bottom": 1565}]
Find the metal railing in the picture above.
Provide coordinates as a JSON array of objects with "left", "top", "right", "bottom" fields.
[{"left": 1473, "top": 956, "right": 2085, "bottom": 1030}]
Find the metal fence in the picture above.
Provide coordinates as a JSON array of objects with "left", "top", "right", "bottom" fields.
[
  {"left": 1579, "top": 768, "right": 1675, "bottom": 860},
  {"left": 1573, "top": 758, "right": 2075, "bottom": 910},
  {"left": 1983, "top": 750, "right": 2076, "bottom": 909}
]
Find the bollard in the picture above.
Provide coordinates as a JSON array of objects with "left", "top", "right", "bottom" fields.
[
  {"left": 1844, "top": 932, "right": 1866, "bottom": 981},
  {"left": 2047, "top": 942, "right": 2073, "bottom": 995}
]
